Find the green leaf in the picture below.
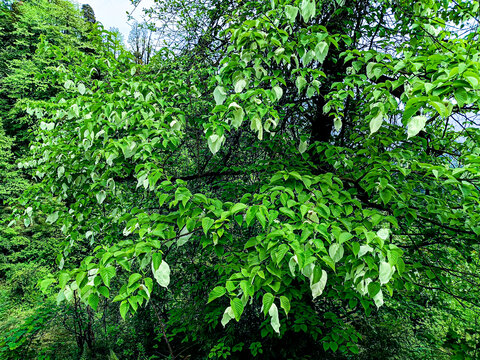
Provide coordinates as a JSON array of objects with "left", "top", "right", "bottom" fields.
[
  {"left": 296, "top": 76, "right": 307, "bottom": 93},
  {"left": 229, "top": 102, "right": 244, "bottom": 129},
  {"left": 207, "top": 134, "right": 224, "bottom": 154},
  {"left": 373, "top": 289, "right": 384, "bottom": 308},
  {"left": 100, "top": 267, "right": 116, "bottom": 288},
  {"left": 231, "top": 203, "right": 247, "bottom": 214},
  {"left": 329, "top": 243, "right": 344, "bottom": 263},
  {"left": 152, "top": 253, "right": 162, "bottom": 271},
  {"left": 144, "top": 278, "right": 153, "bottom": 294},
  {"left": 285, "top": 5, "right": 299, "bottom": 23},
  {"left": 310, "top": 269, "right": 327, "bottom": 299},
  {"left": 255, "top": 207, "right": 267, "bottom": 228},
  {"left": 366, "top": 63, "right": 376, "bottom": 79},
  {"left": 78, "top": 83, "right": 86, "bottom": 95},
  {"left": 275, "top": 244, "right": 289, "bottom": 265},
  {"left": 262, "top": 293, "right": 275, "bottom": 315},
  {"left": 380, "top": 189, "right": 392, "bottom": 205},
  {"left": 338, "top": 232, "right": 353, "bottom": 244},
  {"left": 234, "top": 78, "right": 247, "bottom": 93},
  {"left": 98, "top": 286, "right": 110, "bottom": 298},
  {"left": 463, "top": 71, "right": 480, "bottom": 88},
  {"left": 39, "top": 278, "right": 55, "bottom": 293},
  {"left": 454, "top": 87, "right": 468, "bottom": 107},
  {"left": 46, "top": 211, "right": 59, "bottom": 224},
  {"left": 429, "top": 100, "right": 447, "bottom": 117},
  {"left": 246, "top": 206, "right": 258, "bottom": 226},
  {"left": 314, "top": 42, "right": 329, "bottom": 63},
  {"left": 221, "top": 306, "right": 235, "bottom": 327},
  {"left": 128, "top": 273, "right": 142, "bottom": 288},
  {"left": 208, "top": 286, "right": 226, "bottom": 303},
  {"left": 397, "top": 258, "right": 406, "bottom": 275},
  {"left": 367, "top": 282, "right": 381, "bottom": 297},
  {"left": 300, "top": 0, "right": 316, "bottom": 22},
  {"left": 58, "top": 272, "right": 70, "bottom": 289},
  {"left": 88, "top": 293, "right": 99, "bottom": 311},
  {"left": 273, "top": 86, "right": 283, "bottom": 100},
  {"left": 96, "top": 190, "right": 106, "bottom": 205},
  {"left": 231, "top": 298, "right": 244, "bottom": 321},
  {"left": 330, "top": 342, "right": 339, "bottom": 352},
  {"left": 379, "top": 261, "right": 394, "bottom": 285},
  {"left": 214, "top": 86, "right": 227, "bottom": 105},
  {"left": 152, "top": 260, "right": 170, "bottom": 288},
  {"left": 120, "top": 300, "right": 129, "bottom": 320},
  {"left": 407, "top": 115, "right": 427, "bottom": 138},
  {"left": 369, "top": 110, "right": 384, "bottom": 134},
  {"left": 280, "top": 296, "right": 290, "bottom": 315},
  {"left": 202, "top": 217, "right": 214, "bottom": 234},
  {"left": 269, "top": 303, "right": 280, "bottom": 334}
]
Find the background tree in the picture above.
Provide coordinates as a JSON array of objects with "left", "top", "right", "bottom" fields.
[
  {"left": 127, "top": 20, "right": 155, "bottom": 64},
  {"left": 81, "top": 4, "right": 95, "bottom": 24}
]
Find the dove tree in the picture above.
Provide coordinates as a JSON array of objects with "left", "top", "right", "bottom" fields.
[{"left": 17, "top": 0, "right": 480, "bottom": 357}]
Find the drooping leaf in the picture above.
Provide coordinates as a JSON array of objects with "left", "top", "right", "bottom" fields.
[
  {"left": 231, "top": 298, "right": 244, "bottom": 321},
  {"left": 234, "top": 78, "right": 247, "bottom": 93},
  {"left": 373, "top": 289, "right": 384, "bottom": 308},
  {"left": 329, "top": 243, "right": 344, "bottom": 263},
  {"left": 273, "top": 85, "right": 283, "bottom": 100},
  {"left": 88, "top": 293, "right": 100, "bottom": 311},
  {"left": 300, "top": 0, "right": 316, "bottom": 22},
  {"left": 269, "top": 303, "right": 281, "bottom": 334},
  {"left": 78, "top": 83, "right": 86, "bottom": 95},
  {"left": 213, "top": 86, "right": 227, "bottom": 105},
  {"left": 314, "top": 42, "right": 329, "bottom": 63},
  {"left": 369, "top": 111, "right": 384, "bottom": 134},
  {"left": 280, "top": 296, "right": 290, "bottom": 315},
  {"left": 229, "top": 102, "right": 245, "bottom": 128},
  {"left": 152, "top": 260, "right": 170, "bottom": 288},
  {"left": 285, "top": 5, "right": 299, "bottom": 23},
  {"left": 296, "top": 76, "right": 307, "bottom": 93},
  {"left": 407, "top": 115, "right": 427, "bottom": 138},
  {"left": 120, "top": 301, "right": 129, "bottom": 320},
  {"left": 221, "top": 306, "right": 235, "bottom": 327},
  {"left": 96, "top": 190, "right": 106, "bottom": 205},
  {"left": 379, "top": 261, "right": 395, "bottom": 285},
  {"left": 46, "top": 211, "right": 59, "bottom": 224},
  {"left": 310, "top": 269, "right": 327, "bottom": 299},
  {"left": 262, "top": 292, "right": 275, "bottom": 315}
]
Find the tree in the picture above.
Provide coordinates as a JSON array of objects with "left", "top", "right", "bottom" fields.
[
  {"left": 0, "top": 0, "right": 91, "bottom": 145},
  {"left": 82, "top": 4, "right": 96, "bottom": 24},
  {"left": 127, "top": 21, "right": 155, "bottom": 64},
  {"left": 106, "top": 27, "right": 125, "bottom": 59},
  {"left": 0, "top": 2, "right": 107, "bottom": 358},
  {"left": 17, "top": 0, "right": 480, "bottom": 358}
]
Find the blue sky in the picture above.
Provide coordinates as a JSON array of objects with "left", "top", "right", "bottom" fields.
[{"left": 73, "top": 0, "right": 155, "bottom": 42}]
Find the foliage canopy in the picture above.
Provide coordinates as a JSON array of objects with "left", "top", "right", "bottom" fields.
[{"left": 3, "top": 0, "right": 480, "bottom": 358}]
